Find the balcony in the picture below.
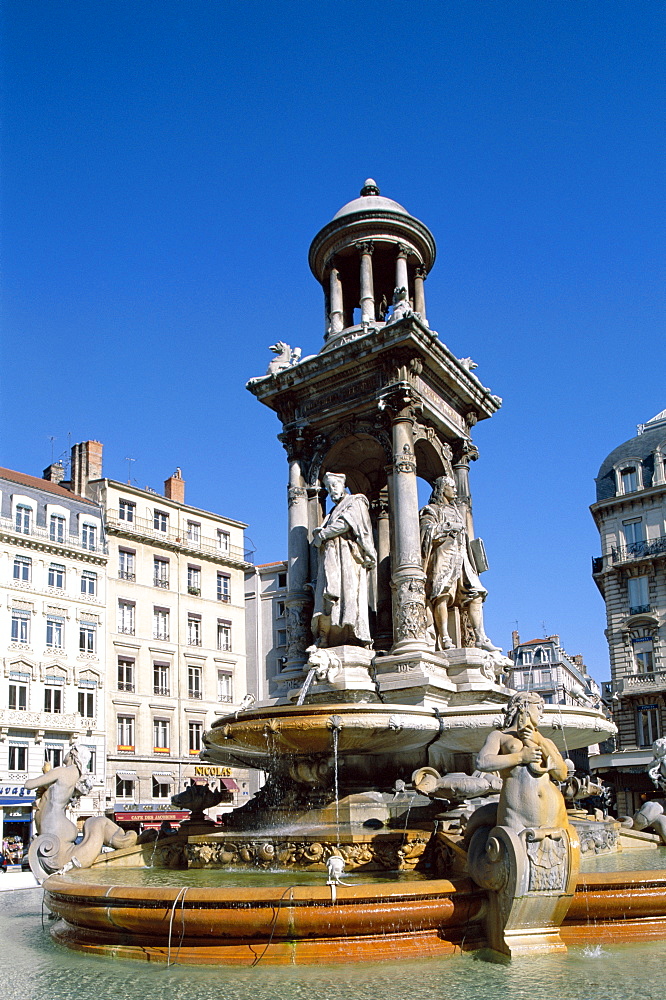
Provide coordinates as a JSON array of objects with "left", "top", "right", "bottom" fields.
[
  {"left": 118, "top": 570, "right": 136, "bottom": 581},
  {"left": 153, "top": 686, "right": 170, "bottom": 697},
  {"left": 154, "top": 578, "right": 169, "bottom": 589},
  {"left": 0, "top": 708, "right": 98, "bottom": 730},
  {"left": 629, "top": 604, "right": 651, "bottom": 616},
  {"left": 188, "top": 690, "right": 203, "bottom": 700},
  {"left": 0, "top": 517, "right": 108, "bottom": 555},
  {"left": 117, "top": 625, "right": 135, "bottom": 635},
  {"left": 618, "top": 669, "right": 666, "bottom": 695},
  {"left": 611, "top": 535, "right": 666, "bottom": 565},
  {"left": 105, "top": 510, "right": 253, "bottom": 566},
  {"left": 188, "top": 586, "right": 201, "bottom": 596},
  {"left": 187, "top": 637, "right": 202, "bottom": 647}
]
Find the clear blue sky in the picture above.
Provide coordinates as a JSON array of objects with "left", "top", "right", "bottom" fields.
[{"left": 1, "top": 1, "right": 663, "bottom": 681}]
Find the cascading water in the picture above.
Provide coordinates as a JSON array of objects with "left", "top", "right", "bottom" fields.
[
  {"left": 296, "top": 667, "right": 318, "bottom": 706},
  {"left": 328, "top": 715, "right": 343, "bottom": 847}
]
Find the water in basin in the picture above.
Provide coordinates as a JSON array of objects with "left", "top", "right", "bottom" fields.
[{"left": 2, "top": 886, "right": 665, "bottom": 1000}]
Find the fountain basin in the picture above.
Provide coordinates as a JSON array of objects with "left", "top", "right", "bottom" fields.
[
  {"left": 42, "top": 855, "right": 666, "bottom": 965},
  {"left": 206, "top": 703, "right": 443, "bottom": 763},
  {"left": 204, "top": 701, "right": 615, "bottom": 772}
]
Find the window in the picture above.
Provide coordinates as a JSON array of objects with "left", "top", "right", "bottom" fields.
[
  {"left": 11, "top": 609, "right": 30, "bottom": 644},
  {"left": 81, "top": 570, "right": 96, "bottom": 595},
  {"left": 13, "top": 555, "right": 31, "bottom": 582},
  {"left": 81, "top": 523, "right": 97, "bottom": 551},
  {"left": 188, "top": 565, "right": 201, "bottom": 596},
  {"left": 153, "top": 662, "right": 170, "bottom": 696},
  {"left": 116, "top": 776, "right": 134, "bottom": 799},
  {"left": 117, "top": 715, "right": 135, "bottom": 749},
  {"left": 15, "top": 505, "right": 32, "bottom": 534},
  {"left": 79, "top": 621, "right": 97, "bottom": 653},
  {"left": 621, "top": 467, "right": 638, "bottom": 494},
  {"left": 276, "top": 600, "right": 285, "bottom": 617},
  {"left": 84, "top": 746, "right": 96, "bottom": 773},
  {"left": 188, "top": 721, "right": 203, "bottom": 753},
  {"left": 44, "top": 686, "right": 63, "bottom": 713},
  {"left": 153, "top": 718, "right": 170, "bottom": 752},
  {"left": 119, "top": 549, "right": 136, "bottom": 580},
  {"left": 628, "top": 576, "right": 650, "bottom": 615},
  {"left": 46, "top": 616, "right": 64, "bottom": 648},
  {"left": 8, "top": 745, "right": 27, "bottom": 771},
  {"left": 8, "top": 683, "right": 27, "bottom": 710},
  {"left": 154, "top": 557, "right": 169, "bottom": 588},
  {"left": 187, "top": 521, "right": 201, "bottom": 544},
  {"left": 117, "top": 600, "right": 135, "bottom": 635},
  {"left": 45, "top": 746, "right": 63, "bottom": 767},
  {"left": 187, "top": 614, "right": 202, "bottom": 646},
  {"left": 152, "top": 776, "right": 171, "bottom": 799},
  {"left": 49, "top": 514, "right": 66, "bottom": 542},
  {"left": 117, "top": 658, "right": 134, "bottom": 692},
  {"left": 521, "top": 650, "right": 533, "bottom": 665},
  {"left": 217, "top": 530, "right": 230, "bottom": 553},
  {"left": 636, "top": 705, "right": 661, "bottom": 747},
  {"left": 276, "top": 628, "right": 287, "bottom": 647},
  {"left": 217, "top": 620, "right": 231, "bottom": 651},
  {"left": 153, "top": 607, "right": 170, "bottom": 641},
  {"left": 636, "top": 647, "right": 654, "bottom": 673},
  {"left": 278, "top": 572, "right": 287, "bottom": 589},
  {"left": 217, "top": 573, "right": 230, "bottom": 603},
  {"left": 188, "top": 665, "right": 202, "bottom": 699},
  {"left": 217, "top": 670, "right": 233, "bottom": 703},
  {"left": 78, "top": 688, "right": 95, "bottom": 717},
  {"left": 48, "top": 563, "right": 65, "bottom": 588},
  {"left": 119, "top": 499, "right": 135, "bottom": 523},
  {"left": 154, "top": 509, "right": 168, "bottom": 532},
  {"left": 623, "top": 518, "right": 645, "bottom": 552}
]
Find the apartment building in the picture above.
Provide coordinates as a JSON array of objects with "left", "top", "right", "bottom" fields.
[
  {"left": 0, "top": 465, "right": 107, "bottom": 848},
  {"left": 63, "top": 441, "right": 254, "bottom": 827},
  {"left": 244, "top": 561, "right": 289, "bottom": 705},
  {"left": 591, "top": 409, "right": 666, "bottom": 814}
]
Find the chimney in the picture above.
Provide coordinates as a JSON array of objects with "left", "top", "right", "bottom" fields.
[
  {"left": 164, "top": 468, "right": 185, "bottom": 504},
  {"left": 511, "top": 630, "right": 520, "bottom": 649},
  {"left": 70, "top": 441, "right": 104, "bottom": 498},
  {"left": 43, "top": 462, "right": 65, "bottom": 485}
]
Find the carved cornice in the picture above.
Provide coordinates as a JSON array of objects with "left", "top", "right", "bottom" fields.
[{"left": 377, "top": 384, "right": 422, "bottom": 421}]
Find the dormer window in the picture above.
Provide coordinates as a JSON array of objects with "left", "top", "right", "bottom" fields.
[
  {"left": 613, "top": 457, "right": 646, "bottom": 496},
  {"left": 621, "top": 467, "right": 638, "bottom": 493}
]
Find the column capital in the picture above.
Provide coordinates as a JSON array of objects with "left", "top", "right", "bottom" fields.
[
  {"left": 377, "top": 385, "right": 422, "bottom": 422},
  {"left": 396, "top": 243, "right": 411, "bottom": 259},
  {"left": 278, "top": 425, "right": 311, "bottom": 461},
  {"left": 356, "top": 240, "right": 375, "bottom": 256},
  {"left": 452, "top": 437, "right": 480, "bottom": 465},
  {"left": 414, "top": 265, "right": 427, "bottom": 280}
]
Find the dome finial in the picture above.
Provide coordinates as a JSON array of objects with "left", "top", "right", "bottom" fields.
[{"left": 360, "top": 178, "right": 380, "bottom": 197}]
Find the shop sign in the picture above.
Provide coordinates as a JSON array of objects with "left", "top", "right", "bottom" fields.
[
  {"left": 0, "top": 786, "right": 36, "bottom": 805},
  {"left": 194, "top": 766, "right": 232, "bottom": 777},
  {"left": 115, "top": 811, "right": 188, "bottom": 822}
]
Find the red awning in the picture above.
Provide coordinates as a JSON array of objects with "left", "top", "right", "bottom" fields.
[
  {"left": 115, "top": 811, "right": 189, "bottom": 822},
  {"left": 221, "top": 778, "right": 239, "bottom": 791}
]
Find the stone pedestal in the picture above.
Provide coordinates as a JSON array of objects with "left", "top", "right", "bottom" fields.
[
  {"left": 288, "top": 645, "right": 378, "bottom": 704},
  {"left": 468, "top": 823, "right": 580, "bottom": 958}
]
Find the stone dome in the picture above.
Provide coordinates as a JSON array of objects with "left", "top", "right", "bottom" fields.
[
  {"left": 332, "top": 179, "right": 410, "bottom": 220},
  {"left": 595, "top": 409, "right": 666, "bottom": 502}
]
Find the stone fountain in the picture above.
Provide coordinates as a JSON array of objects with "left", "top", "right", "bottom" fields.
[{"left": 35, "top": 181, "right": 636, "bottom": 965}]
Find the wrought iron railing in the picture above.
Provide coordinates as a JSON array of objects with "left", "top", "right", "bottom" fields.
[{"left": 611, "top": 535, "right": 666, "bottom": 564}]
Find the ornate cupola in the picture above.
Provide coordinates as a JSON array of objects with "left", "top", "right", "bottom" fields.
[{"left": 309, "top": 179, "right": 437, "bottom": 347}]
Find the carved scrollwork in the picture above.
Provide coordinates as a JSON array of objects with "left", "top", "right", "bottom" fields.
[
  {"left": 394, "top": 577, "right": 427, "bottom": 640},
  {"left": 393, "top": 443, "right": 417, "bottom": 474},
  {"left": 287, "top": 486, "right": 308, "bottom": 507},
  {"left": 285, "top": 604, "right": 312, "bottom": 659}
]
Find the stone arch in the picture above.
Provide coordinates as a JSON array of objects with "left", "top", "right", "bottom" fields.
[
  {"left": 413, "top": 432, "right": 452, "bottom": 484},
  {"left": 309, "top": 429, "right": 391, "bottom": 496}
]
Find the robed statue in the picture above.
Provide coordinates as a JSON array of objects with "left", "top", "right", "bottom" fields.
[
  {"left": 420, "top": 474, "right": 497, "bottom": 651},
  {"left": 311, "top": 472, "right": 376, "bottom": 647}
]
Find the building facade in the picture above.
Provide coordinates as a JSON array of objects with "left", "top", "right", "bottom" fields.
[
  {"left": 66, "top": 441, "right": 254, "bottom": 829},
  {"left": 0, "top": 465, "right": 107, "bottom": 852},
  {"left": 507, "top": 632, "right": 601, "bottom": 708},
  {"left": 591, "top": 409, "right": 666, "bottom": 815},
  {"left": 244, "top": 561, "right": 288, "bottom": 705}
]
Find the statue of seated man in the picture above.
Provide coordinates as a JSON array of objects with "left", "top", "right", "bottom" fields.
[{"left": 311, "top": 472, "right": 376, "bottom": 648}]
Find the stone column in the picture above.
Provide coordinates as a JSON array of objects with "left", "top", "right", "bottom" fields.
[
  {"left": 452, "top": 436, "right": 479, "bottom": 536},
  {"left": 328, "top": 266, "right": 344, "bottom": 334},
  {"left": 395, "top": 245, "right": 410, "bottom": 298},
  {"left": 414, "top": 266, "right": 427, "bottom": 323},
  {"left": 372, "top": 490, "right": 392, "bottom": 650},
  {"left": 279, "top": 432, "right": 313, "bottom": 684},
  {"left": 381, "top": 389, "right": 429, "bottom": 655},
  {"left": 357, "top": 241, "right": 376, "bottom": 323}
]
